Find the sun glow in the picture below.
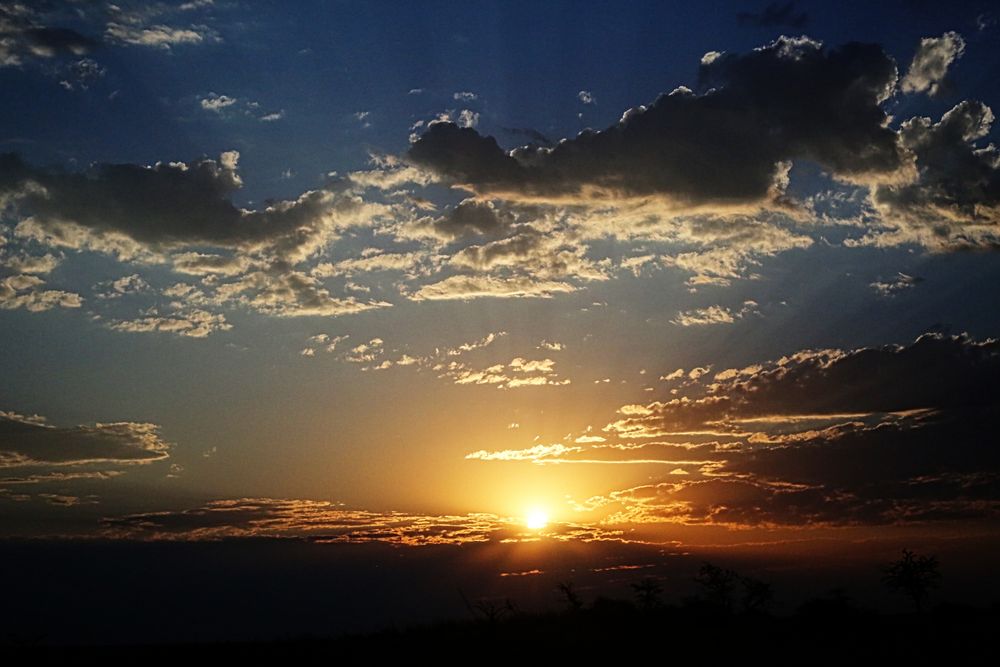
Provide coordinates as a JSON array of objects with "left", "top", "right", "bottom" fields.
[{"left": 526, "top": 508, "right": 549, "bottom": 530}]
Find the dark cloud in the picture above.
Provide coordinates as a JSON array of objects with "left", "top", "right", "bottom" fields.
[
  {"left": 433, "top": 199, "right": 515, "bottom": 238},
  {"left": 0, "top": 6, "right": 97, "bottom": 67},
  {"left": 737, "top": 2, "right": 809, "bottom": 28},
  {"left": 608, "top": 333, "right": 1000, "bottom": 435},
  {"left": 21, "top": 26, "right": 97, "bottom": 55},
  {"left": 0, "top": 151, "right": 358, "bottom": 257},
  {"left": 600, "top": 412, "right": 1000, "bottom": 527},
  {"left": 409, "top": 37, "right": 900, "bottom": 206},
  {"left": 593, "top": 333, "right": 1000, "bottom": 528},
  {"left": 0, "top": 411, "right": 169, "bottom": 468}
]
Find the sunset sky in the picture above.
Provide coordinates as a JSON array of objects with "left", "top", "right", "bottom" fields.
[{"left": 2, "top": 0, "right": 999, "bottom": 562}]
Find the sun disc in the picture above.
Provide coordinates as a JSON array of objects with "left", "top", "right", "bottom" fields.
[{"left": 526, "top": 509, "right": 549, "bottom": 530}]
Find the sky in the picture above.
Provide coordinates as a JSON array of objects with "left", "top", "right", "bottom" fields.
[{"left": 2, "top": 0, "right": 1000, "bottom": 569}]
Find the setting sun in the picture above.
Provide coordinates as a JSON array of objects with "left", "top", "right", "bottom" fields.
[{"left": 526, "top": 509, "right": 549, "bottom": 530}]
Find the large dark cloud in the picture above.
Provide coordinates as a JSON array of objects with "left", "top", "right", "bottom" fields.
[
  {"left": 609, "top": 333, "right": 1000, "bottom": 435},
  {"left": 0, "top": 152, "right": 382, "bottom": 281},
  {"left": 0, "top": 152, "right": 341, "bottom": 251},
  {"left": 0, "top": 411, "right": 169, "bottom": 468},
  {"left": 409, "top": 37, "right": 901, "bottom": 206},
  {"left": 590, "top": 334, "right": 1000, "bottom": 527}
]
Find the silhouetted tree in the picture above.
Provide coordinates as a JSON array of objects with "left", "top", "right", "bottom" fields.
[
  {"left": 556, "top": 581, "right": 584, "bottom": 612},
  {"left": 740, "top": 575, "right": 774, "bottom": 614},
  {"left": 882, "top": 549, "right": 942, "bottom": 613},
  {"left": 472, "top": 598, "right": 516, "bottom": 623},
  {"left": 694, "top": 562, "right": 739, "bottom": 612},
  {"left": 631, "top": 577, "right": 664, "bottom": 611}
]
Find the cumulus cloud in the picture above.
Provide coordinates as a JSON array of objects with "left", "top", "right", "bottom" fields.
[
  {"left": 0, "top": 151, "right": 388, "bottom": 265},
  {"left": 901, "top": 31, "right": 965, "bottom": 97},
  {"left": 199, "top": 92, "right": 238, "bottom": 112},
  {"left": 409, "top": 37, "right": 901, "bottom": 208},
  {"left": 0, "top": 411, "right": 169, "bottom": 468}
]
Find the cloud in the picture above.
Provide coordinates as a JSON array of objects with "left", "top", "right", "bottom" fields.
[
  {"left": 736, "top": 2, "right": 808, "bottom": 28},
  {"left": 0, "top": 151, "right": 373, "bottom": 261},
  {"left": 0, "top": 252, "right": 61, "bottom": 274},
  {"left": 457, "top": 109, "right": 479, "bottom": 129},
  {"left": 466, "top": 443, "right": 583, "bottom": 462},
  {"left": 106, "top": 307, "right": 231, "bottom": 338},
  {"left": 99, "top": 497, "right": 625, "bottom": 544},
  {"left": 901, "top": 31, "right": 965, "bottom": 97},
  {"left": 585, "top": 333, "right": 1000, "bottom": 527},
  {"left": 94, "top": 273, "right": 150, "bottom": 299},
  {"left": 607, "top": 333, "right": 1000, "bottom": 436},
  {"left": 409, "top": 37, "right": 901, "bottom": 208},
  {"left": 430, "top": 199, "right": 515, "bottom": 239},
  {"left": 672, "top": 300, "right": 759, "bottom": 326},
  {"left": 0, "top": 5, "right": 97, "bottom": 68},
  {"left": 313, "top": 250, "right": 439, "bottom": 279},
  {"left": 0, "top": 411, "right": 169, "bottom": 468},
  {"left": 57, "top": 57, "right": 106, "bottom": 90},
  {"left": 0, "top": 274, "right": 82, "bottom": 312},
  {"left": 867, "top": 101, "right": 1000, "bottom": 249},
  {"left": 870, "top": 272, "right": 922, "bottom": 297},
  {"left": 199, "top": 92, "right": 238, "bottom": 112},
  {"left": 333, "top": 331, "right": 568, "bottom": 389},
  {"left": 171, "top": 252, "right": 250, "bottom": 276},
  {"left": 214, "top": 269, "right": 392, "bottom": 317},
  {"left": 409, "top": 275, "right": 577, "bottom": 300},
  {"left": 436, "top": 356, "right": 570, "bottom": 389},
  {"left": 105, "top": 22, "right": 217, "bottom": 49}
]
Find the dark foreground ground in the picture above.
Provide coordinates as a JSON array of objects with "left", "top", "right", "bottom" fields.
[
  {"left": 4, "top": 603, "right": 997, "bottom": 662},
  {"left": 3, "top": 536, "right": 998, "bottom": 660}
]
